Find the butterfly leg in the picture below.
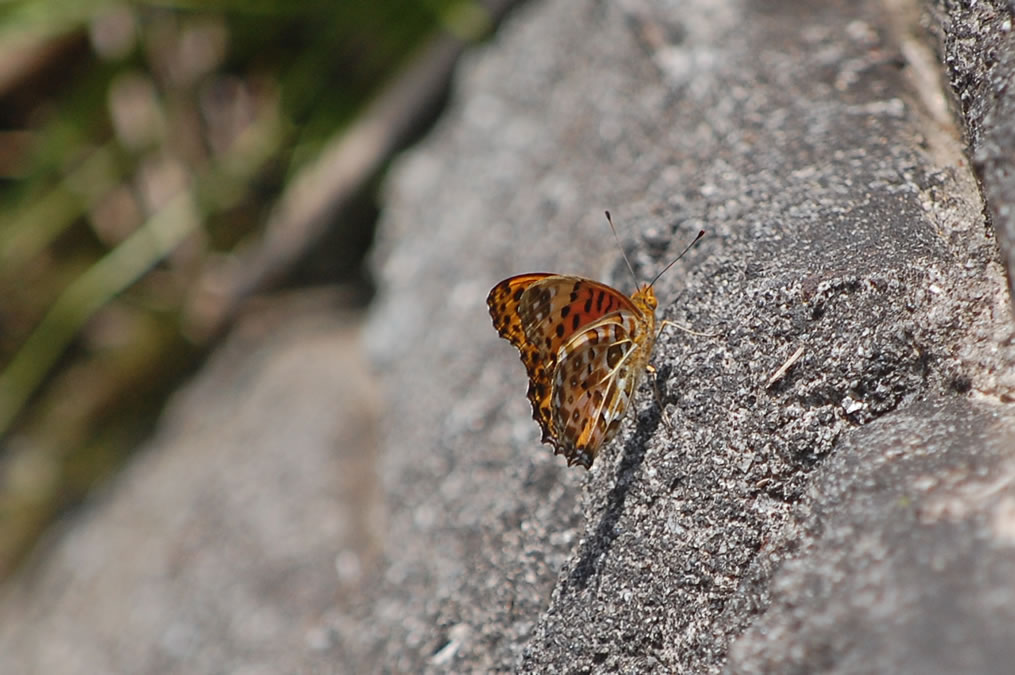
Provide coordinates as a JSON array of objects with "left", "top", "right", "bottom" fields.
[
  {"left": 659, "top": 319, "right": 718, "bottom": 338},
  {"left": 645, "top": 363, "right": 672, "bottom": 428}
]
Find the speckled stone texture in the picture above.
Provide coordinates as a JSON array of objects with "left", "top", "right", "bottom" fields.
[
  {"left": 360, "top": 0, "right": 1015, "bottom": 672},
  {"left": 930, "top": 0, "right": 1015, "bottom": 307}
]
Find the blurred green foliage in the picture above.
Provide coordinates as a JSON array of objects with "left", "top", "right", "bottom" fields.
[{"left": 0, "top": 0, "right": 488, "bottom": 578}]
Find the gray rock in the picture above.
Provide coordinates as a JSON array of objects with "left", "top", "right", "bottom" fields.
[
  {"left": 729, "top": 398, "right": 1015, "bottom": 674},
  {"left": 361, "top": 0, "right": 1015, "bottom": 672},
  {"left": 930, "top": 0, "right": 1015, "bottom": 306}
]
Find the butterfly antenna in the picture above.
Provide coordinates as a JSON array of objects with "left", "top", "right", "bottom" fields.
[
  {"left": 605, "top": 210, "right": 641, "bottom": 288},
  {"left": 647, "top": 228, "right": 705, "bottom": 289}
]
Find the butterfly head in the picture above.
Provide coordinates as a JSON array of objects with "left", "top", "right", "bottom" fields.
[{"left": 632, "top": 283, "right": 658, "bottom": 313}]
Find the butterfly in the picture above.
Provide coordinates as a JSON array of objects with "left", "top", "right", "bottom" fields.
[{"left": 487, "top": 213, "right": 704, "bottom": 468}]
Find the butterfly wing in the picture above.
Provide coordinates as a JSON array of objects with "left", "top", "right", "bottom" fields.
[
  {"left": 550, "top": 310, "right": 652, "bottom": 468},
  {"left": 489, "top": 274, "right": 653, "bottom": 464},
  {"left": 514, "top": 276, "right": 641, "bottom": 358},
  {"left": 488, "top": 274, "right": 558, "bottom": 441}
]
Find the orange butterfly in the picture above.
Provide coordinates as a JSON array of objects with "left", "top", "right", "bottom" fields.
[{"left": 488, "top": 213, "right": 703, "bottom": 468}]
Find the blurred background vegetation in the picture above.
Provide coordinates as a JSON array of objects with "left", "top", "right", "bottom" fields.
[{"left": 0, "top": 0, "right": 515, "bottom": 579}]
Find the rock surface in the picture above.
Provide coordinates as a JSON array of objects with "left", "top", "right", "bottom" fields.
[
  {"left": 931, "top": 0, "right": 1015, "bottom": 306},
  {"left": 361, "top": 0, "right": 1015, "bottom": 671},
  {"left": 2, "top": 0, "right": 1015, "bottom": 673}
]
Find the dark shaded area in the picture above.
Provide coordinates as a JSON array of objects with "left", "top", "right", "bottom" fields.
[{"left": 568, "top": 403, "right": 661, "bottom": 591}]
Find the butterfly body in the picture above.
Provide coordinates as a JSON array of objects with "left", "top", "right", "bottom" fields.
[{"left": 487, "top": 274, "right": 658, "bottom": 469}]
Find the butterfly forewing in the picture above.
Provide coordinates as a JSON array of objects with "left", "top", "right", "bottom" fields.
[
  {"left": 516, "top": 276, "right": 640, "bottom": 357},
  {"left": 487, "top": 274, "right": 557, "bottom": 440}
]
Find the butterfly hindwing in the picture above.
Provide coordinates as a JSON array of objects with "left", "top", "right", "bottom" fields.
[
  {"left": 487, "top": 274, "right": 557, "bottom": 441},
  {"left": 551, "top": 312, "right": 646, "bottom": 468}
]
